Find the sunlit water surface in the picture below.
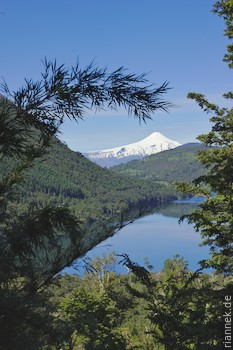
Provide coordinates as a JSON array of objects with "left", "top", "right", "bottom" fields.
[{"left": 65, "top": 198, "right": 210, "bottom": 274}]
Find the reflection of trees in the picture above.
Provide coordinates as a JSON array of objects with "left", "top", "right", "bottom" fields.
[
  {"left": 152, "top": 203, "right": 200, "bottom": 219},
  {"left": 115, "top": 200, "right": 200, "bottom": 221},
  {"left": 118, "top": 201, "right": 200, "bottom": 221},
  {"left": 0, "top": 60, "right": 171, "bottom": 348}
]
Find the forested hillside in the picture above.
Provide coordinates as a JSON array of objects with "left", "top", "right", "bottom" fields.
[
  {"left": 0, "top": 57, "right": 177, "bottom": 349},
  {"left": 111, "top": 144, "right": 207, "bottom": 184},
  {"left": 0, "top": 136, "right": 177, "bottom": 221},
  {"left": 17, "top": 253, "right": 222, "bottom": 350}
]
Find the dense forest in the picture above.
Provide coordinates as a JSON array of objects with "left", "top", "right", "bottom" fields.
[
  {"left": 111, "top": 144, "right": 207, "bottom": 184},
  {"left": 0, "top": 136, "right": 178, "bottom": 221},
  {"left": 7, "top": 252, "right": 225, "bottom": 350},
  {"left": 0, "top": 53, "right": 177, "bottom": 349}
]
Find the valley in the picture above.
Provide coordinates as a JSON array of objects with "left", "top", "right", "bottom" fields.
[
  {"left": 111, "top": 143, "right": 207, "bottom": 183},
  {"left": 1, "top": 133, "right": 207, "bottom": 225},
  {"left": 1, "top": 136, "right": 179, "bottom": 222}
]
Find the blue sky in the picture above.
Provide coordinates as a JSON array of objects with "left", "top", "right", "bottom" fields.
[{"left": 0, "top": 0, "right": 231, "bottom": 151}]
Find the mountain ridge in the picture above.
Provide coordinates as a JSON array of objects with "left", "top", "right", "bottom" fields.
[
  {"left": 111, "top": 143, "right": 207, "bottom": 184},
  {"left": 83, "top": 132, "right": 181, "bottom": 167},
  {"left": 0, "top": 136, "right": 177, "bottom": 220}
]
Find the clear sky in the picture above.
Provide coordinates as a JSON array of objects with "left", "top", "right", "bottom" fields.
[{"left": 0, "top": 0, "right": 231, "bottom": 151}]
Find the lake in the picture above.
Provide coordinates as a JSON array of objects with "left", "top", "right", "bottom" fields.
[{"left": 66, "top": 198, "right": 210, "bottom": 274}]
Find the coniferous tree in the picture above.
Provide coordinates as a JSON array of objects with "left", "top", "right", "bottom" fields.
[
  {"left": 176, "top": 0, "right": 233, "bottom": 273},
  {"left": 121, "top": 254, "right": 223, "bottom": 350},
  {"left": 0, "top": 59, "right": 170, "bottom": 348}
]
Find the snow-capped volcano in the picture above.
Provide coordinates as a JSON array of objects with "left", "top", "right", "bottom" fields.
[{"left": 83, "top": 132, "right": 181, "bottom": 167}]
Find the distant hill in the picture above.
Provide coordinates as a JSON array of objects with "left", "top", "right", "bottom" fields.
[
  {"left": 110, "top": 143, "right": 207, "bottom": 184},
  {"left": 83, "top": 132, "right": 181, "bottom": 167},
  {"left": 0, "top": 137, "right": 178, "bottom": 221}
]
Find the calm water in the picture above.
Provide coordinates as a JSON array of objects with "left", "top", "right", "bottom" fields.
[{"left": 66, "top": 198, "right": 210, "bottom": 274}]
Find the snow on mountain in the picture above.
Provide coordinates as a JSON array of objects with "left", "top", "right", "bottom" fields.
[{"left": 83, "top": 132, "right": 181, "bottom": 167}]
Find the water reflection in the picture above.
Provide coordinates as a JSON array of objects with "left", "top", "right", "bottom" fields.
[
  {"left": 150, "top": 202, "right": 199, "bottom": 219},
  {"left": 150, "top": 196, "right": 205, "bottom": 219},
  {"left": 67, "top": 199, "right": 210, "bottom": 274}
]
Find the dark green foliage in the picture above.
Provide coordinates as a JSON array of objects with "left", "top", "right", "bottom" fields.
[
  {"left": 21, "top": 253, "right": 226, "bottom": 350},
  {"left": 111, "top": 144, "right": 207, "bottom": 184},
  {"left": 1, "top": 59, "right": 171, "bottom": 124},
  {"left": 175, "top": 1, "right": 233, "bottom": 273},
  {"left": 46, "top": 254, "right": 137, "bottom": 350},
  {"left": 0, "top": 57, "right": 172, "bottom": 349},
  {"left": 61, "top": 289, "right": 127, "bottom": 350},
  {"left": 122, "top": 254, "right": 224, "bottom": 350},
  {"left": 213, "top": 0, "right": 233, "bottom": 68},
  {"left": 0, "top": 136, "right": 178, "bottom": 221},
  {"left": 176, "top": 95, "right": 233, "bottom": 272}
]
